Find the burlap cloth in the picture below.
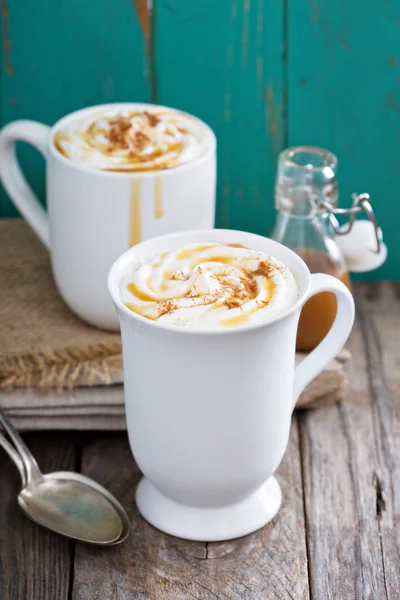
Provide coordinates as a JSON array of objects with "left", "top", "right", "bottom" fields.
[{"left": 0, "top": 220, "right": 350, "bottom": 430}]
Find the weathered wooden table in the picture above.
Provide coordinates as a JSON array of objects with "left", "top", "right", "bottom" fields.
[{"left": 0, "top": 283, "right": 399, "bottom": 599}]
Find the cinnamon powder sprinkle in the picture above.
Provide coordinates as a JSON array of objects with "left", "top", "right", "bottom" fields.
[
  {"left": 145, "top": 111, "right": 160, "bottom": 127},
  {"left": 158, "top": 300, "right": 177, "bottom": 317},
  {"left": 251, "top": 260, "right": 274, "bottom": 278},
  {"left": 224, "top": 297, "right": 242, "bottom": 309},
  {"left": 132, "top": 130, "right": 150, "bottom": 150},
  {"left": 125, "top": 251, "right": 278, "bottom": 322}
]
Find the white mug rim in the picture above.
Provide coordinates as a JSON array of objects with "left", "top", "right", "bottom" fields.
[
  {"left": 47, "top": 102, "right": 216, "bottom": 179},
  {"left": 108, "top": 229, "right": 311, "bottom": 336}
]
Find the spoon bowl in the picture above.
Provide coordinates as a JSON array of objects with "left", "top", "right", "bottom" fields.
[
  {"left": 0, "top": 408, "right": 130, "bottom": 545},
  {"left": 18, "top": 472, "right": 123, "bottom": 544}
]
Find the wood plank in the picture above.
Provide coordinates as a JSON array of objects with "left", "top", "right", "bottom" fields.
[
  {"left": 356, "top": 282, "right": 400, "bottom": 598},
  {"left": 0, "top": 432, "right": 78, "bottom": 600},
  {"left": 287, "top": 0, "right": 399, "bottom": 280},
  {"left": 154, "top": 0, "right": 285, "bottom": 234},
  {"left": 299, "top": 282, "right": 399, "bottom": 599},
  {"left": 0, "top": 0, "right": 151, "bottom": 216},
  {"left": 73, "top": 419, "right": 309, "bottom": 599}
]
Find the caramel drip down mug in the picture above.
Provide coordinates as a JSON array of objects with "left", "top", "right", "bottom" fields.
[
  {"left": 0, "top": 103, "right": 216, "bottom": 330},
  {"left": 108, "top": 229, "right": 355, "bottom": 541}
]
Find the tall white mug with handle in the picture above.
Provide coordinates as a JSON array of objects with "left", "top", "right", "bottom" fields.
[
  {"left": 108, "top": 228, "right": 355, "bottom": 541},
  {"left": 0, "top": 103, "right": 216, "bottom": 330}
]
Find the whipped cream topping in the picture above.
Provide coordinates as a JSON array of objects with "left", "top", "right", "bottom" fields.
[
  {"left": 121, "top": 243, "right": 299, "bottom": 330},
  {"left": 53, "top": 108, "right": 211, "bottom": 171}
]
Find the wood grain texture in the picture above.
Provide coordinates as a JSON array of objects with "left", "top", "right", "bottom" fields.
[
  {"left": 356, "top": 283, "right": 400, "bottom": 598},
  {"left": 72, "top": 421, "right": 309, "bottom": 600},
  {"left": 299, "top": 282, "right": 400, "bottom": 599},
  {"left": 0, "top": 0, "right": 151, "bottom": 216},
  {"left": 287, "top": 0, "right": 399, "bottom": 280},
  {"left": 296, "top": 349, "right": 350, "bottom": 409},
  {"left": 0, "top": 432, "right": 78, "bottom": 600},
  {"left": 154, "top": 0, "right": 285, "bottom": 234}
]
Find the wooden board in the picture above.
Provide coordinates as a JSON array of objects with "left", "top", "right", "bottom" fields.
[
  {"left": 72, "top": 420, "right": 309, "bottom": 600},
  {"left": 356, "top": 283, "right": 400, "bottom": 598},
  {"left": 0, "top": 433, "right": 78, "bottom": 600},
  {"left": 299, "top": 282, "right": 400, "bottom": 599}
]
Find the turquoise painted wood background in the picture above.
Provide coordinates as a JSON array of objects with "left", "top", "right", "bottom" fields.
[{"left": 1, "top": 0, "right": 399, "bottom": 279}]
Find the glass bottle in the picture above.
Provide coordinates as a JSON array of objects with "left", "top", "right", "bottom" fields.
[{"left": 271, "top": 146, "right": 352, "bottom": 352}]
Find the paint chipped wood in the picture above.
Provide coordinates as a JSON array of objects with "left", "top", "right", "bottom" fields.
[
  {"left": 265, "top": 86, "right": 282, "bottom": 155},
  {"left": 1, "top": 0, "right": 14, "bottom": 76},
  {"left": 134, "top": 0, "right": 150, "bottom": 38},
  {"left": 0, "top": 0, "right": 399, "bottom": 280}
]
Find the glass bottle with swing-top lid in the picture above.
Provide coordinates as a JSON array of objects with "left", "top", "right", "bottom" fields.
[{"left": 271, "top": 146, "right": 386, "bottom": 352}]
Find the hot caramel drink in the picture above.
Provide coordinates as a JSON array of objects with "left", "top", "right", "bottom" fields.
[
  {"left": 53, "top": 108, "right": 212, "bottom": 172},
  {"left": 121, "top": 242, "right": 299, "bottom": 330}
]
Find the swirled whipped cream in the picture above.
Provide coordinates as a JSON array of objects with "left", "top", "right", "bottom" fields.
[
  {"left": 121, "top": 243, "right": 299, "bottom": 330},
  {"left": 53, "top": 108, "right": 211, "bottom": 171}
]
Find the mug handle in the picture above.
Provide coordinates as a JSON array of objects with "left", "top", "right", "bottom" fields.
[
  {"left": 0, "top": 120, "right": 50, "bottom": 248},
  {"left": 293, "top": 273, "right": 355, "bottom": 408}
]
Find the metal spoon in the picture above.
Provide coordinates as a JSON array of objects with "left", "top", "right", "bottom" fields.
[{"left": 0, "top": 407, "right": 130, "bottom": 545}]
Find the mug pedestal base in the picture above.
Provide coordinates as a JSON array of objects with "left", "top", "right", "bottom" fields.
[{"left": 136, "top": 476, "right": 282, "bottom": 542}]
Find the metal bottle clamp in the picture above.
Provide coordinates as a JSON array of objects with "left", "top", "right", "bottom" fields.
[{"left": 320, "top": 193, "right": 382, "bottom": 254}]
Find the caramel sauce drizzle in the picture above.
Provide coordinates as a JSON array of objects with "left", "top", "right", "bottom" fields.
[
  {"left": 125, "top": 302, "right": 157, "bottom": 320},
  {"left": 126, "top": 282, "right": 157, "bottom": 302},
  {"left": 53, "top": 132, "right": 73, "bottom": 158},
  {"left": 176, "top": 244, "right": 219, "bottom": 260},
  {"left": 54, "top": 140, "right": 68, "bottom": 158},
  {"left": 220, "top": 278, "right": 276, "bottom": 327},
  {"left": 219, "top": 305, "right": 260, "bottom": 328},
  {"left": 145, "top": 275, "right": 157, "bottom": 293},
  {"left": 129, "top": 178, "right": 143, "bottom": 246},
  {"left": 103, "top": 162, "right": 177, "bottom": 173},
  {"left": 124, "top": 246, "right": 278, "bottom": 327},
  {"left": 154, "top": 175, "right": 163, "bottom": 218},
  {"left": 191, "top": 255, "right": 233, "bottom": 267},
  {"left": 53, "top": 110, "right": 188, "bottom": 172}
]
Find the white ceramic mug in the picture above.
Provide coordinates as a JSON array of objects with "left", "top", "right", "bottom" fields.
[
  {"left": 0, "top": 103, "right": 216, "bottom": 330},
  {"left": 108, "top": 229, "right": 355, "bottom": 542}
]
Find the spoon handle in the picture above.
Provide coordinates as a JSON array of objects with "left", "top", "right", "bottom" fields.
[
  {"left": 0, "top": 433, "right": 27, "bottom": 487},
  {"left": 0, "top": 406, "right": 42, "bottom": 483}
]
